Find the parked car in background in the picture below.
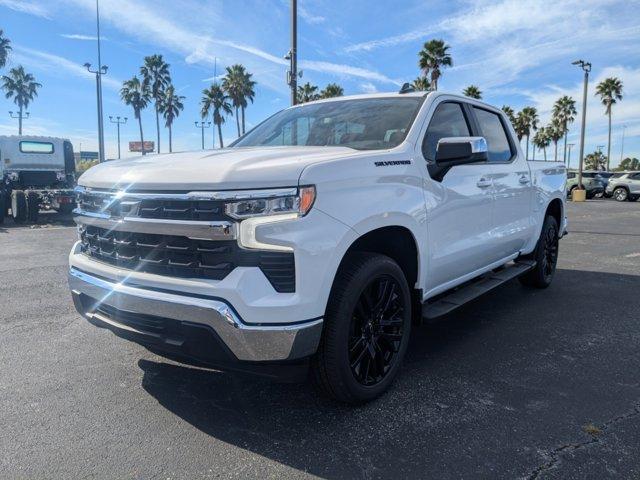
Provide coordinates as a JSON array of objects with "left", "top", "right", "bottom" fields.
[
  {"left": 566, "top": 171, "right": 604, "bottom": 199},
  {"left": 605, "top": 171, "right": 640, "bottom": 202}
]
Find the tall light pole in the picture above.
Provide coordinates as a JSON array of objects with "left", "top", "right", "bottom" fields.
[
  {"left": 109, "top": 116, "right": 127, "bottom": 159},
  {"left": 572, "top": 59, "right": 591, "bottom": 192},
  {"left": 84, "top": 0, "right": 107, "bottom": 163},
  {"left": 195, "top": 121, "right": 211, "bottom": 150},
  {"left": 9, "top": 111, "right": 29, "bottom": 135},
  {"left": 567, "top": 143, "right": 575, "bottom": 170},
  {"left": 84, "top": 62, "right": 108, "bottom": 162},
  {"left": 286, "top": 0, "right": 298, "bottom": 106}
]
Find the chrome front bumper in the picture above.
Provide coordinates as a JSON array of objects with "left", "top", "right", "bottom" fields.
[{"left": 68, "top": 268, "right": 322, "bottom": 362}]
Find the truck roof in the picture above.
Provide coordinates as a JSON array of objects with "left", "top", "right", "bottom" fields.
[{"left": 0, "top": 135, "right": 71, "bottom": 143}]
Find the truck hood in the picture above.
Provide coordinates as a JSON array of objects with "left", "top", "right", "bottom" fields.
[{"left": 79, "top": 146, "right": 358, "bottom": 191}]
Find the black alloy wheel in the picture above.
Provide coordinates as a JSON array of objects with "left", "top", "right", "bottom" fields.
[{"left": 348, "top": 275, "right": 406, "bottom": 386}]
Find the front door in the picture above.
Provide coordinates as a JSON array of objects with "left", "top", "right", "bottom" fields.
[{"left": 420, "top": 101, "right": 496, "bottom": 293}]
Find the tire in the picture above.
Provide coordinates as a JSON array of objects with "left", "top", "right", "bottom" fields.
[
  {"left": 26, "top": 191, "right": 39, "bottom": 223},
  {"left": 0, "top": 194, "right": 6, "bottom": 225},
  {"left": 586, "top": 191, "right": 595, "bottom": 200},
  {"left": 11, "top": 190, "right": 27, "bottom": 223},
  {"left": 519, "top": 215, "right": 559, "bottom": 289},
  {"left": 568, "top": 186, "right": 578, "bottom": 198},
  {"left": 613, "top": 187, "right": 629, "bottom": 202},
  {"left": 311, "top": 253, "right": 412, "bottom": 404},
  {"left": 56, "top": 203, "right": 75, "bottom": 214}
]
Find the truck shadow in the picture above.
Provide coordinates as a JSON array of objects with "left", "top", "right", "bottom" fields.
[
  {"left": 0, "top": 211, "right": 74, "bottom": 231},
  {"left": 137, "top": 268, "right": 640, "bottom": 479}
]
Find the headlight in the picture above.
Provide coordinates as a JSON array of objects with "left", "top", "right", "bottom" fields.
[
  {"left": 7, "top": 172, "right": 19, "bottom": 182},
  {"left": 225, "top": 186, "right": 316, "bottom": 219},
  {"left": 56, "top": 171, "right": 67, "bottom": 181},
  {"left": 228, "top": 186, "right": 316, "bottom": 252}
]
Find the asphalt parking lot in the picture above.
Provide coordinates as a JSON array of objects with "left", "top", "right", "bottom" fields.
[{"left": 1, "top": 200, "right": 639, "bottom": 479}]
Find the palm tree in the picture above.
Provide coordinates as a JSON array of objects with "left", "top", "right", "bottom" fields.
[
  {"left": 595, "top": 77, "right": 623, "bottom": 171},
  {"left": 411, "top": 76, "right": 431, "bottom": 91},
  {"left": 533, "top": 126, "right": 551, "bottom": 161},
  {"left": 201, "top": 83, "right": 233, "bottom": 149},
  {"left": 418, "top": 39, "right": 452, "bottom": 91},
  {"left": 514, "top": 111, "right": 528, "bottom": 142},
  {"left": 547, "top": 120, "right": 564, "bottom": 162},
  {"left": 297, "top": 82, "right": 320, "bottom": 103},
  {"left": 319, "top": 83, "right": 344, "bottom": 98},
  {"left": 120, "top": 76, "right": 151, "bottom": 155},
  {"left": 0, "top": 29, "right": 12, "bottom": 69},
  {"left": 221, "top": 64, "right": 249, "bottom": 137},
  {"left": 520, "top": 107, "right": 538, "bottom": 160},
  {"left": 239, "top": 69, "right": 256, "bottom": 135},
  {"left": 140, "top": 54, "right": 171, "bottom": 153},
  {"left": 501, "top": 105, "right": 516, "bottom": 126},
  {"left": 159, "top": 85, "right": 184, "bottom": 153},
  {"left": 462, "top": 85, "right": 482, "bottom": 99},
  {"left": 1, "top": 66, "right": 41, "bottom": 134},
  {"left": 552, "top": 96, "right": 577, "bottom": 165}
]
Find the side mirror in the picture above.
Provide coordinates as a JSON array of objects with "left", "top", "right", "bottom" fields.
[
  {"left": 435, "top": 137, "right": 488, "bottom": 166},
  {"left": 429, "top": 137, "right": 488, "bottom": 182}
]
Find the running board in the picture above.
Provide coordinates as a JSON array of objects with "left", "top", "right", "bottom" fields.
[{"left": 422, "top": 260, "right": 536, "bottom": 319}]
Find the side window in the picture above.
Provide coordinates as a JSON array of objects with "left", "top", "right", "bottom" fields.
[
  {"left": 630, "top": 173, "right": 640, "bottom": 180},
  {"left": 567, "top": 172, "right": 576, "bottom": 179},
  {"left": 473, "top": 107, "right": 513, "bottom": 162},
  {"left": 422, "top": 102, "right": 470, "bottom": 162}
]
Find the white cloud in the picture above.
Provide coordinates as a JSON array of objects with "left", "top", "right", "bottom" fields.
[
  {"left": 60, "top": 33, "right": 101, "bottom": 41},
  {"left": 359, "top": 82, "right": 378, "bottom": 94},
  {"left": 0, "top": 0, "right": 50, "bottom": 18},
  {"left": 11, "top": 45, "right": 122, "bottom": 90},
  {"left": 299, "top": 5, "right": 325, "bottom": 25}
]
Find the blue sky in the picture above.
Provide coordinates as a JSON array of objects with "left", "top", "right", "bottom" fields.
[{"left": 1, "top": 0, "right": 639, "bottom": 166}]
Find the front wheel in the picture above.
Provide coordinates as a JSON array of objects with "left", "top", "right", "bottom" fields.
[
  {"left": 613, "top": 187, "right": 629, "bottom": 202},
  {"left": 312, "top": 253, "right": 412, "bottom": 404},
  {"left": 11, "top": 190, "right": 27, "bottom": 223},
  {"left": 519, "top": 215, "right": 559, "bottom": 289}
]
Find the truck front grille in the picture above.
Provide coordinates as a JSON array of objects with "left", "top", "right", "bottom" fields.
[
  {"left": 78, "top": 192, "right": 228, "bottom": 222},
  {"left": 79, "top": 225, "right": 295, "bottom": 293}
]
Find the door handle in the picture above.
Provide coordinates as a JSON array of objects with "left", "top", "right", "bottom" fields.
[
  {"left": 476, "top": 178, "right": 492, "bottom": 188},
  {"left": 519, "top": 176, "right": 530, "bottom": 185}
]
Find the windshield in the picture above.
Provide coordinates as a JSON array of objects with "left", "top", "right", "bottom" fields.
[{"left": 232, "top": 97, "right": 424, "bottom": 151}]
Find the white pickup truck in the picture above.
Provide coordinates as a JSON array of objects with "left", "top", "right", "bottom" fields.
[{"left": 68, "top": 90, "right": 567, "bottom": 403}]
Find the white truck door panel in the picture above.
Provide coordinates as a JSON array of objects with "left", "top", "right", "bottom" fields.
[
  {"left": 418, "top": 101, "right": 496, "bottom": 291},
  {"left": 471, "top": 106, "right": 533, "bottom": 260},
  {"left": 426, "top": 165, "right": 494, "bottom": 289}
]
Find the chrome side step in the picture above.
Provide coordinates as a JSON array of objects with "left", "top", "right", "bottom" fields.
[{"left": 422, "top": 260, "right": 536, "bottom": 319}]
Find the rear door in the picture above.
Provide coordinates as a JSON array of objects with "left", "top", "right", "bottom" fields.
[
  {"left": 629, "top": 173, "right": 640, "bottom": 194},
  {"left": 419, "top": 101, "right": 496, "bottom": 292},
  {"left": 470, "top": 106, "right": 534, "bottom": 258}
]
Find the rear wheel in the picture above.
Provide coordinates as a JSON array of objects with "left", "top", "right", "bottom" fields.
[
  {"left": 519, "top": 215, "right": 559, "bottom": 289},
  {"left": 26, "top": 191, "right": 39, "bottom": 223},
  {"left": 0, "top": 194, "right": 6, "bottom": 225},
  {"left": 312, "top": 253, "right": 412, "bottom": 404},
  {"left": 11, "top": 190, "right": 27, "bottom": 224},
  {"left": 613, "top": 187, "right": 629, "bottom": 202}
]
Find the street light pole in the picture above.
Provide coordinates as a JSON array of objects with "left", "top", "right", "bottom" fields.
[
  {"left": 195, "top": 121, "right": 212, "bottom": 150},
  {"left": 572, "top": 59, "right": 591, "bottom": 192},
  {"left": 85, "top": 62, "right": 108, "bottom": 162},
  {"left": 9, "top": 111, "right": 29, "bottom": 135},
  {"left": 288, "top": 0, "right": 298, "bottom": 106},
  {"left": 109, "top": 116, "right": 127, "bottom": 159}
]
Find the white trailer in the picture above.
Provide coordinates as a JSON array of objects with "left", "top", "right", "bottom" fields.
[{"left": 0, "top": 135, "right": 77, "bottom": 224}]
